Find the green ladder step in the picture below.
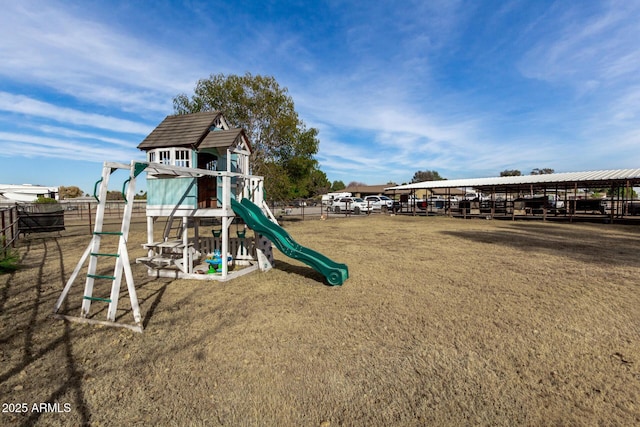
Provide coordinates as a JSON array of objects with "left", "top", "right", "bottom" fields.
[
  {"left": 90, "top": 252, "right": 119, "bottom": 257},
  {"left": 94, "top": 231, "right": 123, "bottom": 236},
  {"left": 87, "top": 273, "right": 116, "bottom": 280},
  {"left": 83, "top": 296, "right": 112, "bottom": 303}
]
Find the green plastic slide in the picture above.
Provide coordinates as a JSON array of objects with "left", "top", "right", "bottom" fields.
[{"left": 231, "top": 198, "right": 349, "bottom": 286}]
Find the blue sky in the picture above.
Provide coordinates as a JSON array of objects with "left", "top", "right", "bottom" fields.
[{"left": 1, "top": 0, "right": 640, "bottom": 194}]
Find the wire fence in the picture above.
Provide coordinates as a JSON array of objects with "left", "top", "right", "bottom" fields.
[{"left": 2, "top": 198, "right": 388, "bottom": 249}]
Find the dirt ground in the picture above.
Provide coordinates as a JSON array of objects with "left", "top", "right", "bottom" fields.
[{"left": 1, "top": 215, "right": 639, "bottom": 426}]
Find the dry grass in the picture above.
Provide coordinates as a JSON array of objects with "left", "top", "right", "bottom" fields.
[{"left": 1, "top": 215, "right": 640, "bottom": 426}]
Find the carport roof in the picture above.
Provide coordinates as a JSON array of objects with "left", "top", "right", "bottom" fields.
[{"left": 386, "top": 168, "right": 640, "bottom": 191}]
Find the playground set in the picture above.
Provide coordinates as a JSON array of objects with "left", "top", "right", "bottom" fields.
[{"left": 53, "top": 112, "right": 348, "bottom": 332}]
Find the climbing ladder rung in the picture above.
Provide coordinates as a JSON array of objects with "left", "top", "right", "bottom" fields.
[
  {"left": 87, "top": 273, "right": 116, "bottom": 280},
  {"left": 91, "top": 252, "right": 119, "bottom": 257},
  {"left": 94, "top": 231, "right": 123, "bottom": 236},
  {"left": 83, "top": 296, "right": 112, "bottom": 303}
]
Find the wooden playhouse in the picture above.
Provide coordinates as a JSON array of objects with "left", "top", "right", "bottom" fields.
[
  {"left": 135, "top": 111, "right": 275, "bottom": 280},
  {"left": 53, "top": 111, "right": 346, "bottom": 332}
]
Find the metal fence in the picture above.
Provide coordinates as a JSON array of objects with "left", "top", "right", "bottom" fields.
[
  {"left": 59, "top": 200, "right": 147, "bottom": 220},
  {"left": 58, "top": 200, "right": 147, "bottom": 235},
  {"left": 0, "top": 200, "right": 148, "bottom": 239},
  {"left": 1, "top": 198, "right": 378, "bottom": 248},
  {"left": 16, "top": 204, "right": 66, "bottom": 234}
]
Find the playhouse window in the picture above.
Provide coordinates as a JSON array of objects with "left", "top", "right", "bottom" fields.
[
  {"left": 148, "top": 148, "right": 192, "bottom": 167},
  {"left": 175, "top": 149, "right": 191, "bottom": 167},
  {"left": 158, "top": 150, "right": 171, "bottom": 165}
]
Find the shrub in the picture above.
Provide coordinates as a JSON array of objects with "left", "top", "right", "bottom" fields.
[
  {"left": 35, "top": 196, "right": 58, "bottom": 204},
  {"left": 0, "top": 238, "right": 19, "bottom": 273}
]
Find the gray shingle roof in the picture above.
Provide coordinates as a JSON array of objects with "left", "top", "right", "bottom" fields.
[
  {"left": 199, "top": 128, "right": 246, "bottom": 149},
  {"left": 137, "top": 111, "right": 222, "bottom": 149}
]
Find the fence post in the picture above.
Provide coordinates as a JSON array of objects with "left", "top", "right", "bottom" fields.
[
  {"left": 88, "top": 202, "right": 92, "bottom": 234},
  {"left": 9, "top": 207, "right": 14, "bottom": 248},
  {"left": 1, "top": 206, "right": 19, "bottom": 254},
  {"left": 1, "top": 209, "right": 5, "bottom": 257},
  {"left": 11, "top": 207, "right": 16, "bottom": 247}
]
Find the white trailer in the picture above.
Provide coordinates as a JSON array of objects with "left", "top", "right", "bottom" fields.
[{"left": 321, "top": 192, "right": 352, "bottom": 206}]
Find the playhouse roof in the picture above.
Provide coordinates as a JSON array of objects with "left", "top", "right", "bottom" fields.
[
  {"left": 199, "top": 128, "right": 250, "bottom": 151},
  {"left": 137, "top": 111, "right": 224, "bottom": 150}
]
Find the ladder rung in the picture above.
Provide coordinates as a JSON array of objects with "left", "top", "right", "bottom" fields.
[
  {"left": 83, "top": 296, "right": 112, "bottom": 303},
  {"left": 94, "top": 231, "right": 123, "bottom": 236},
  {"left": 87, "top": 274, "right": 116, "bottom": 280},
  {"left": 91, "top": 252, "right": 119, "bottom": 257}
]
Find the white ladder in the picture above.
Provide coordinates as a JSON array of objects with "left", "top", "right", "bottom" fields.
[{"left": 53, "top": 161, "right": 147, "bottom": 333}]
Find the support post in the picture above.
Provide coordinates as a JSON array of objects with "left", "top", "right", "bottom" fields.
[
  {"left": 182, "top": 216, "right": 190, "bottom": 273},
  {"left": 147, "top": 216, "right": 154, "bottom": 256},
  {"left": 221, "top": 216, "right": 230, "bottom": 278}
]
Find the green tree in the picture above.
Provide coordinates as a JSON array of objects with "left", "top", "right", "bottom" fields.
[
  {"left": 606, "top": 187, "right": 638, "bottom": 199},
  {"left": 411, "top": 170, "right": 445, "bottom": 183},
  {"left": 173, "top": 72, "right": 321, "bottom": 201},
  {"left": 530, "top": 168, "right": 554, "bottom": 175},
  {"left": 260, "top": 162, "right": 292, "bottom": 202},
  {"left": 500, "top": 169, "right": 522, "bottom": 176},
  {"left": 309, "top": 169, "right": 331, "bottom": 196},
  {"left": 331, "top": 180, "right": 346, "bottom": 191}
]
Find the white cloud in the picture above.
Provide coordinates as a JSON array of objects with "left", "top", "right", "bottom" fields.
[
  {"left": 35, "top": 125, "right": 138, "bottom": 148},
  {"left": 0, "top": 1, "right": 202, "bottom": 113},
  {"left": 0, "top": 92, "right": 152, "bottom": 135},
  {"left": 518, "top": 2, "right": 640, "bottom": 88},
  {"left": 0, "top": 132, "right": 140, "bottom": 163}
]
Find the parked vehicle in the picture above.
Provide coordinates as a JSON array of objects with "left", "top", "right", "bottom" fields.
[
  {"left": 364, "top": 195, "right": 393, "bottom": 210},
  {"left": 464, "top": 192, "right": 489, "bottom": 201},
  {"left": 293, "top": 199, "right": 318, "bottom": 207},
  {"left": 321, "top": 192, "right": 352, "bottom": 206},
  {"left": 329, "top": 197, "right": 373, "bottom": 214}
]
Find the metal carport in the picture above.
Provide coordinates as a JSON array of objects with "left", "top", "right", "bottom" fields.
[{"left": 386, "top": 168, "right": 640, "bottom": 222}]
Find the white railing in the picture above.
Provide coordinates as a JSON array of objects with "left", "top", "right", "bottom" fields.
[{"left": 191, "top": 236, "right": 256, "bottom": 262}]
